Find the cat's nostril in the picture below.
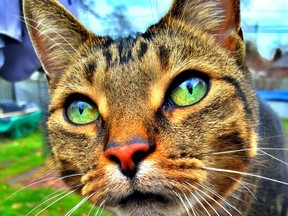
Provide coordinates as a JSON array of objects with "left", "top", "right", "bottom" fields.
[
  {"left": 104, "top": 143, "right": 150, "bottom": 178},
  {"left": 132, "top": 151, "right": 148, "bottom": 166},
  {"left": 109, "top": 155, "right": 121, "bottom": 167}
]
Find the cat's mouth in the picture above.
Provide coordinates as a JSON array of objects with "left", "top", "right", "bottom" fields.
[{"left": 119, "top": 190, "right": 170, "bottom": 206}]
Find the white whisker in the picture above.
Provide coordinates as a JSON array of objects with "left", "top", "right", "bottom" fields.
[
  {"left": 191, "top": 192, "right": 211, "bottom": 216},
  {"left": 197, "top": 182, "right": 243, "bottom": 215},
  {"left": 27, "top": 180, "right": 81, "bottom": 215},
  {"left": 258, "top": 149, "right": 288, "bottom": 166},
  {"left": 186, "top": 182, "right": 233, "bottom": 216},
  {"left": 99, "top": 206, "right": 105, "bottom": 216},
  {"left": 35, "top": 189, "right": 77, "bottom": 216},
  {"left": 3, "top": 168, "right": 58, "bottom": 203},
  {"left": 42, "top": 182, "right": 83, "bottom": 202},
  {"left": 94, "top": 199, "right": 106, "bottom": 216},
  {"left": 183, "top": 191, "right": 198, "bottom": 216},
  {"left": 26, "top": 190, "right": 68, "bottom": 216},
  {"left": 48, "top": 173, "right": 84, "bottom": 187},
  {"left": 4, "top": 177, "right": 57, "bottom": 202},
  {"left": 99, "top": 200, "right": 107, "bottom": 216},
  {"left": 173, "top": 191, "right": 193, "bottom": 216},
  {"left": 258, "top": 147, "right": 288, "bottom": 151},
  {"left": 230, "top": 177, "right": 258, "bottom": 203},
  {"left": 41, "top": 187, "right": 67, "bottom": 202},
  {"left": 88, "top": 202, "right": 97, "bottom": 216},
  {"left": 205, "top": 147, "right": 288, "bottom": 156},
  {"left": 203, "top": 167, "right": 288, "bottom": 186},
  {"left": 65, "top": 192, "right": 95, "bottom": 216},
  {"left": 258, "top": 134, "right": 286, "bottom": 140},
  {"left": 182, "top": 179, "right": 221, "bottom": 215},
  {"left": 38, "top": 168, "right": 57, "bottom": 180},
  {"left": 194, "top": 189, "right": 220, "bottom": 216}
]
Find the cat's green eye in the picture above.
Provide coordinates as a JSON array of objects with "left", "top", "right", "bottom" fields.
[
  {"left": 170, "top": 77, "right": 208, "bottom": 107},
  {"left": 66, "top": 100, "right": 99, "bottom": 125}
]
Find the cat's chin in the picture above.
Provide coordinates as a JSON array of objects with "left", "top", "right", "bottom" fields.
[
  {"left": 109, "top": 197, "right": 182, "bottom": 216},
  {"left": 109, "top": 206, "right": 182, "bottom": 216},
  {"left": 108, "top": 193, "right": 182, "bottom": 216},
  {"left": 105, "top": 190, "right": 190, "bottom": 216},
  {"left": 118, "top": 190, "right": 170, "bottom": 205}
]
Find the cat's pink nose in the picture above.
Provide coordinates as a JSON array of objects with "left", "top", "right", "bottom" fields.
[{"left": 104, "top": 143, "right": 150, "bottom": 178}]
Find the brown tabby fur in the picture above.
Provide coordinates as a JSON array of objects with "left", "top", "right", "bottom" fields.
[{"left": 23, "top": 0, "right": 287, "bottom": 215}]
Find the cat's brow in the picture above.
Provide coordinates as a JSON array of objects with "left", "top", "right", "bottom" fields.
[
  {"left": 158, "top": 45, "right": 170, "bottom": 70},
  {"left": 137, "top": 41, "right": 149, "bottom": 60}
]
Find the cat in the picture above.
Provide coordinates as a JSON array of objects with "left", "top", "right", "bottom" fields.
[{"left": 23, "top": 0, "right": 288, "bottom": 215}]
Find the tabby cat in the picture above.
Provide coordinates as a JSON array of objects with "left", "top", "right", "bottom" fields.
[{"left": 23, "top": 0, "right": 288, "bottom": 215}]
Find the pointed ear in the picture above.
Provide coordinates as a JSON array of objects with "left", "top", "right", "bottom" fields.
[
  {"left": 214, "top": 0, "right": 243, "bottom": 52},
  {"left": 23, "top": 0, "right": 97, "bottom": 83},
  {"left": 161, "top": 0, "right": 243, "bottom": 52}
]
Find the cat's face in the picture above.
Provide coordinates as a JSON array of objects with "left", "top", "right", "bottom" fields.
[{"left": 24, "top": 0, "right": 258, "bottom": 215}]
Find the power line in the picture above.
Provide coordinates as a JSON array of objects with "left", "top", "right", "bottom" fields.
[
  {"left": 244, "top": 29, "right": 288, "bottom": 33},
  {"left": 242, "top": 11, "right": 288, "bottom": 13},
  {"left": 243, "top": 24, "right": 288, "bottom": 33}
]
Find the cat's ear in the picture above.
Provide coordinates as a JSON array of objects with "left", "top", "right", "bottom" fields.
[
  {"left": 161, "top": 0, "right": 243, "bottom": 52},
  {"left": 23, "top": 0, "right": 98, "bottom": 83}
]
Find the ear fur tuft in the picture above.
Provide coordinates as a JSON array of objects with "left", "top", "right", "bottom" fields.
[
  {"left": 160, "top": 0, "right": 244, "bottom": 55},
  {"left": 23, "top": 0, "right": 94, "bottom": 83}
]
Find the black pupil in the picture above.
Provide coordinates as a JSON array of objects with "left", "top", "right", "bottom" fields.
[
  {"left": 77, "top": 102, "right": 84, "bottom": 115},
  {"left": 187, "top": 82, "right": 193, "bottom": 95}
]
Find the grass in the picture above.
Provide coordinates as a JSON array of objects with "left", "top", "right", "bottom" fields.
[
  {"left": 282, "top": 119, "right": 288, "bottom": 134},
  {"left": 0, "top": 130, "right": 44, "bottom": 181},
  {"left": 0, "top": 129, "right": 110, "bottom": 215},
  {"left": 0, "top": 184, "right": 101, "bottom": 216}
]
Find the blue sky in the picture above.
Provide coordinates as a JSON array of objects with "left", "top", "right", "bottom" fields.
[
  {"left": 78, "top": 0, "right": 288, "bottom": 59},
  {"left": 241, "top": 0, "right": 288, "bottom": 58}
]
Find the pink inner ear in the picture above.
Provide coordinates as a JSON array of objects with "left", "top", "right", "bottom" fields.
[
  {"left": 213, "top": 0, "right": 242, "bottom": 50},
  {"left": 220, "top": 0, "right": 240, "bottom": 31}
]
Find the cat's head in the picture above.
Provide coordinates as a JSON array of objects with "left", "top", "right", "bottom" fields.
[{"left": 24, "top": 0, "right": 258, "bottom": 215}]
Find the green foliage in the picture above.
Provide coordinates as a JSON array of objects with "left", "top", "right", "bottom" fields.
[
  {"left": 0, "top": 130, "right": 45, "bottom": 181},
  {"left": 283, "top": 119, "right": 288, "bottom": 135},
  {"left": 0, "top": 184, "right": 109, "bottom": 215},
  {"left": 0, "top": 130, "right": 110, "bottom": 215}
]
